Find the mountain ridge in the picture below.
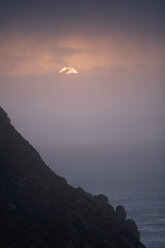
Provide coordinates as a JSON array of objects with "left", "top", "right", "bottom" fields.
[{"left": 0, "top": 106, "right": 146, "bottom": 248}]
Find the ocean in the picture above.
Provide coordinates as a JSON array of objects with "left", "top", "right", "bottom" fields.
[{"left": 40, "top": 144, "right": 165, "bottom": 248}]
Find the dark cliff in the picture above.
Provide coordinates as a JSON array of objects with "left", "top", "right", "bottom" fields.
[{"left": 0, "top": 106, "right": 146, "bottom": 248}]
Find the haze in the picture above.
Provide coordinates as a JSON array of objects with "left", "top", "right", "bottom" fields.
[{"left": 0, "top": 0, "right": 164, "bottom": 193}]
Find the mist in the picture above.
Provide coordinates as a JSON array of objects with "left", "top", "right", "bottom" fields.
[{"left": 1, "top": 70, "right": 164, "bottom": 194}]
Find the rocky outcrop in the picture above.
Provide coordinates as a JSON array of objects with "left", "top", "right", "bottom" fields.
[
  {"left": 126, "top": 219, "right": 141, "bottom": 241},
  {"left": 0, "top": 106, "right": 145, "bottom": 248},
  {"left": 115, "top": 205, "right": 127, "bottom": 222}
]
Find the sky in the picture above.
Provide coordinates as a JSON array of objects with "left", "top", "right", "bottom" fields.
[{"left": 0, "top": 0, "right": 164, "bottom": 181}]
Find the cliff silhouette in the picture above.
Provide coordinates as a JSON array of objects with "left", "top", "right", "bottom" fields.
[{"left": 0, "top": 106, "right": 146, "bottom": 248}]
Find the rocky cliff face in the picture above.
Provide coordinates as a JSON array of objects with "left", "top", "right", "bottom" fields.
[{"left": 0, "top": 106, "right": 146, "bottom": 248}]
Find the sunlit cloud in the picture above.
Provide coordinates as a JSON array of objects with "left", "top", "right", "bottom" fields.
[{"left": 0, "top": 33, "right": 163, "bottom": 76}]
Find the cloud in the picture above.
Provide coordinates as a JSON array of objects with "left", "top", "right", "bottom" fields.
[
  {"left": 0, "top": 33, "right": 164, "bottom": 76},
  {"left": 50, "top": 47, "right": 92, "bottom": 56}
]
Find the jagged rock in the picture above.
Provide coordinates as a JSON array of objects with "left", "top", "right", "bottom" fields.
[
  {"left": 94, "top": 194, "right": 109, "bottom": 204},
  {"left": 125, "top": 219, "right": 140, "bottom": 241},
  {"left": 0, "top": 106, "right": 145, "bottom": 248},
  {"left": 115, "top": 205, "right": 127, "bottom": 222}
]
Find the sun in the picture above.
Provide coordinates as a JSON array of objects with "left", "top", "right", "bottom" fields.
[{"left": 59, "top": 66, "right": 78, "bottom": 75}]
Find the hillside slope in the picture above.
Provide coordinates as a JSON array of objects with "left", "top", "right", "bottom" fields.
[{"left": 0, "top": 106, "right": 145, "bottom": 248}]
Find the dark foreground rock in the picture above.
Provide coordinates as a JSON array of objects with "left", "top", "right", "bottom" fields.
[{"left": 0, "top": 107, "right": 146, "bottom": 248}]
